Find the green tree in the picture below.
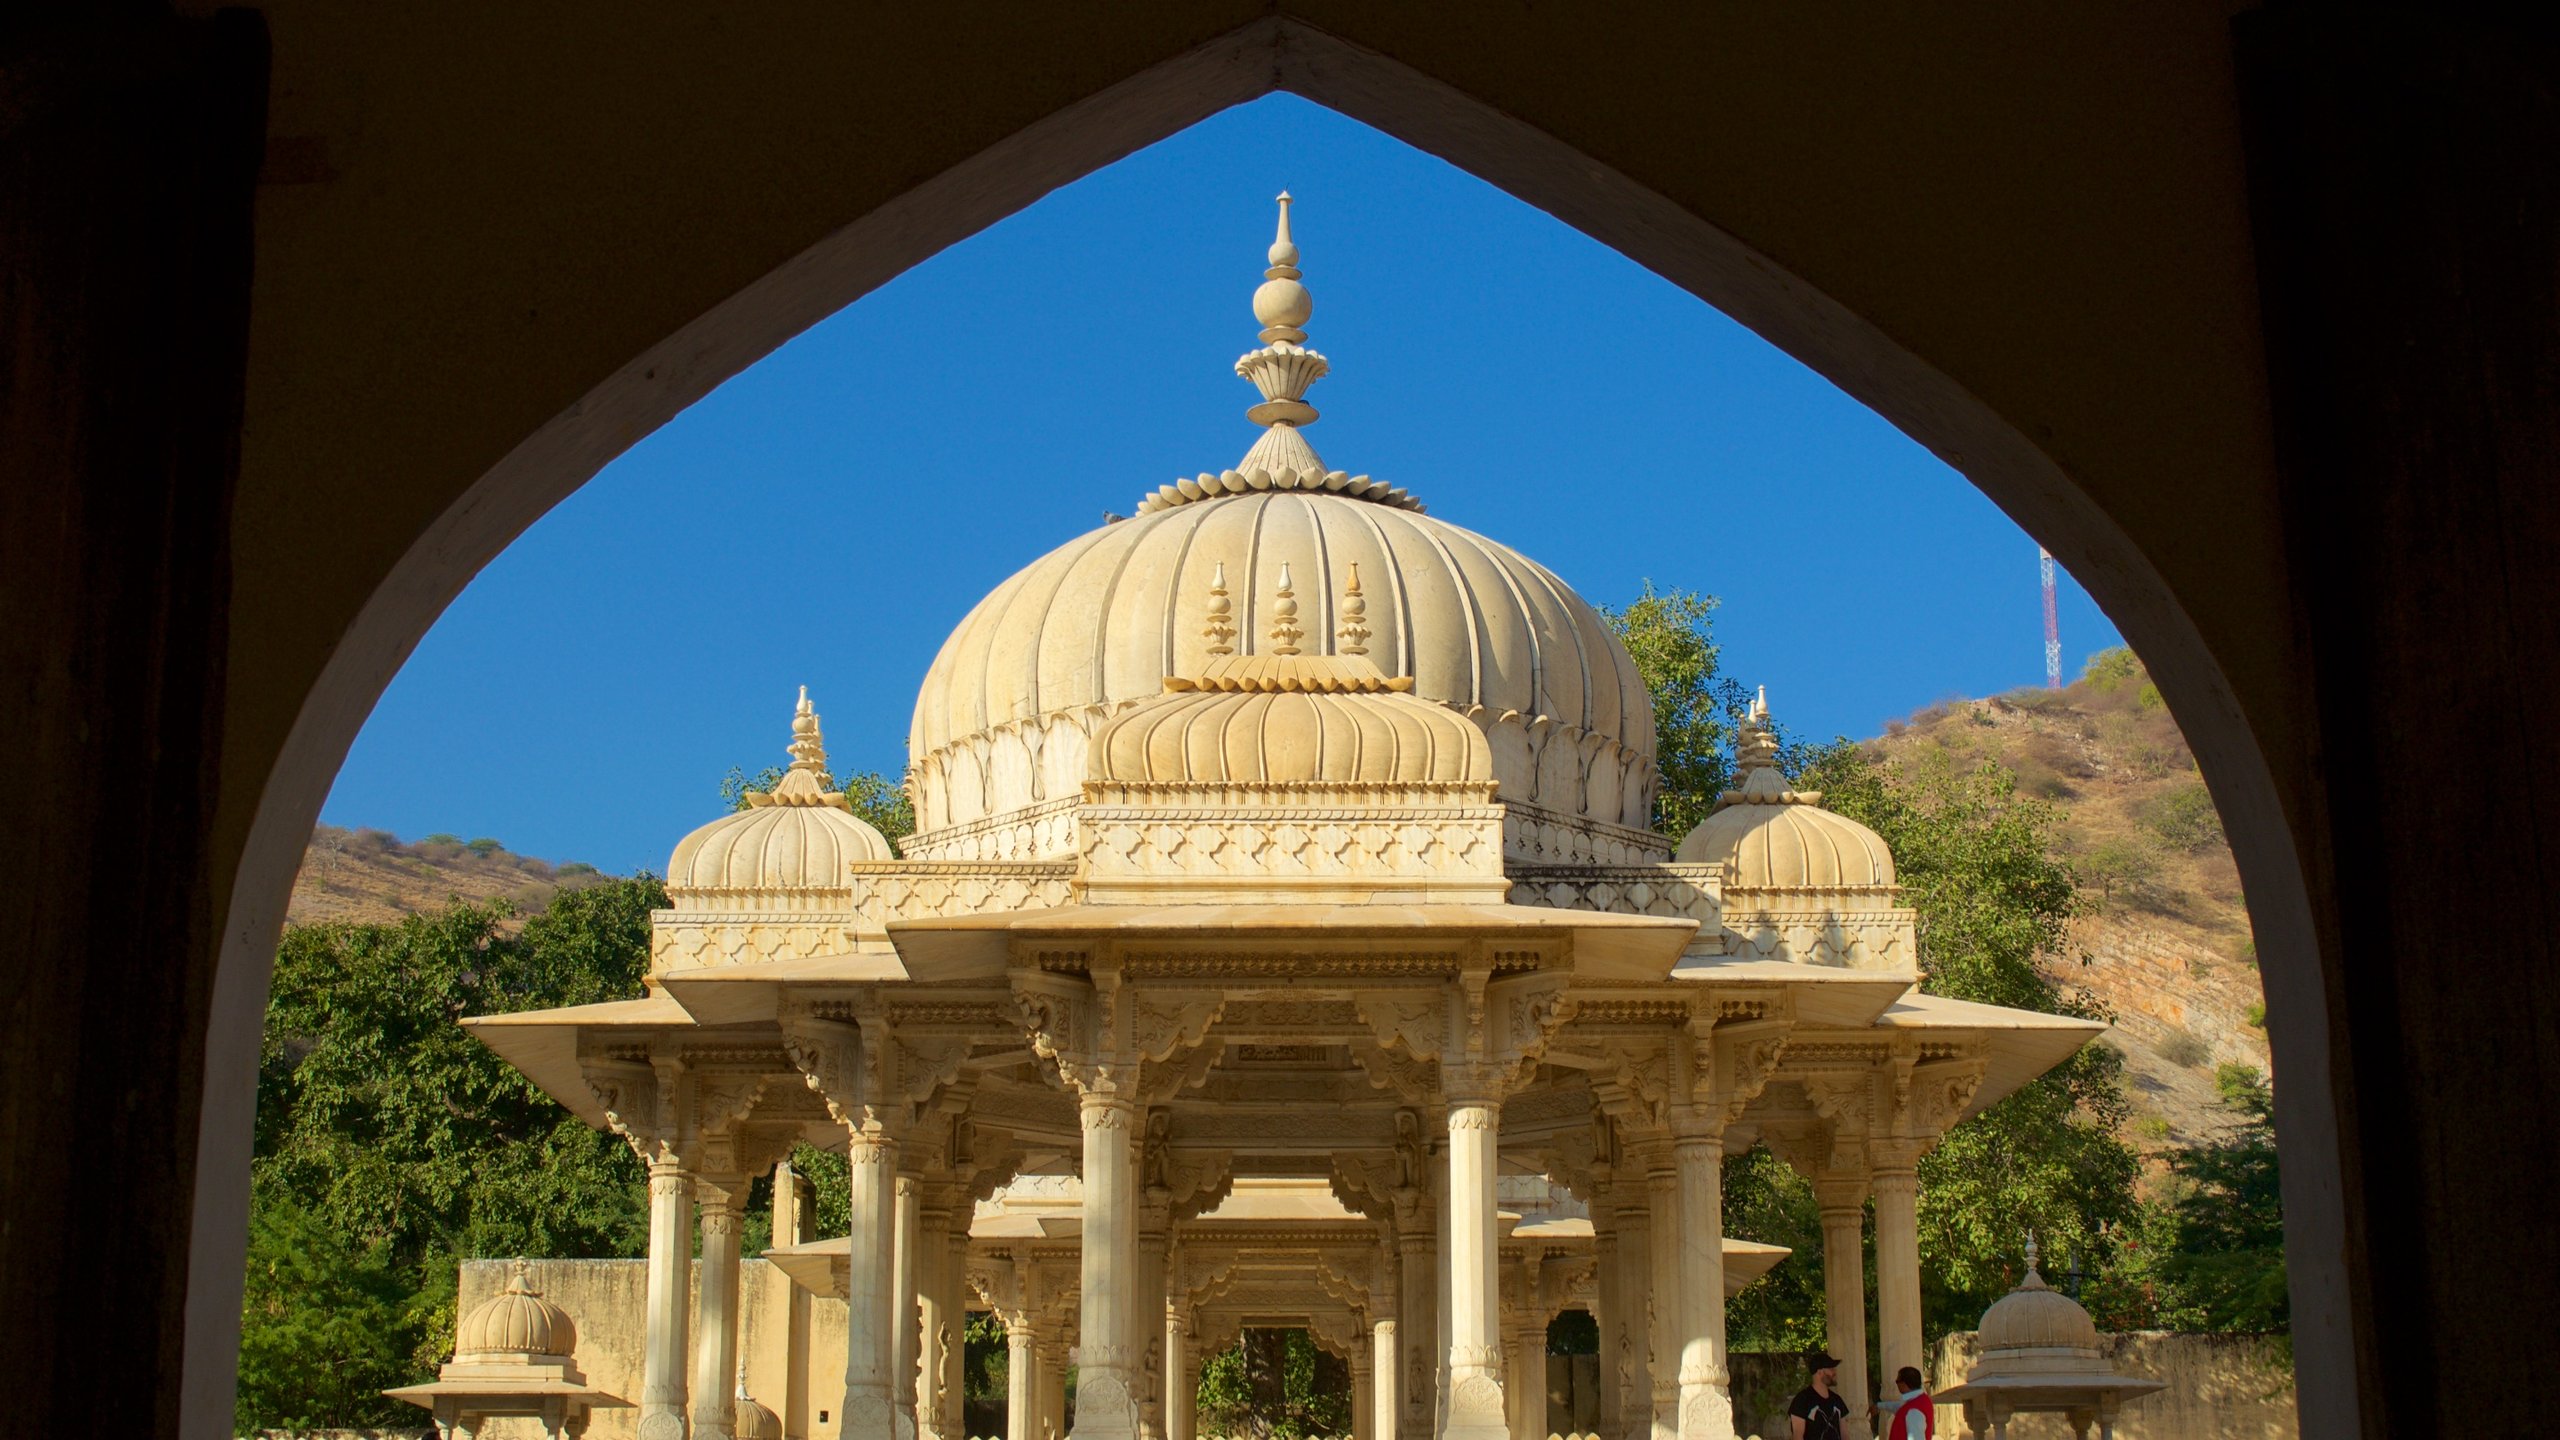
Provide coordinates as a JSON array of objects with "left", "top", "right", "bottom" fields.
[
  {"left": 1599, "top": 584, "right": 1755, "bottom": 839},
  {"left": 722, "top": 763, "right": 916, "bottom": 841},
  {"left": 1604, "top": 592, "right": 2149, "bottom": 1348},
  {"left": 1194, "top": 1330, "right": 1352, "bottom": 1439},
  {"left": 241, "top": 877, "right": 664, "bottom": 1430},
  {"left": 1796, "top": 743, "right": 2143, "bottom": 1337},
  {"left": 2141, "top": 1065, "right": 2288, "bottom": 1331}
]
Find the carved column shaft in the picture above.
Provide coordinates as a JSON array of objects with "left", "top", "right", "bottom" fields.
[
  {"left": 894, "top": 1175, "right": 922, "bottom": 1439},
  {"left": 1672, "top": 1131, "right": 1736, "bottom": 1440},
  {"left": 1006, "top": 1315, "right": 1037, "bottom": 1440},
  {"left": 931, "top": 1209, "right": 967, "bottom": 1434},
  {"left": 842, "top": 1132, "right": 901, "bottom": 1434},
  {"left": 1444, "top": 1098, "right": 1508, "bottom": 1439},
  {"left": 640, "top": 1157, "right": 694, "bottom": 1440},
  {"left": 1510, "top": 1318, "right": 1547, "bottom": 1440},
  {"left": 1817, "top": 1180, "right": 1874, "bottom": 1440},
  {"left": 917, "top": 1200, "right": 951, "bottom": 1440},
  {"left": 1164, "top": 1305, "right": 1192, "bottom": 1440},
  {"left": 1396, "top": 1207, "right": 1436, "bottom": 1440},
  {"left": 1372, "top": 1315, "right": 1399, "bottom": 1440},
  {"left": 1592, "top": 1192, "right": 1622, "bottom": 1438},
  {"left": 1645, "top": 1155, "right": 1679, "bottom": 1440},
  {"left": 1351, "top": 1343, "right": 1375, "bottom": 1440},
  {"left": 1873, "top": 1162, "right": 1924, "bottom": 1384},
  {"left": 1075, "top": 1092, "right": 1140, "bottom": 1438},
  {"left": 1038, "top": 1341, "right": 1069, "bottom": 1440},
  {"left": 692, "top": 1177, "right": 748, "bottom": 1440},
  {"left": 1613, "top": 1186, "right": 1652, "bottom": 1440}
]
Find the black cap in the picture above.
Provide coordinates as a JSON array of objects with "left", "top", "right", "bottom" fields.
[{"left": 1807, "top": 1350, "right": 1844, "bottom": 1374}]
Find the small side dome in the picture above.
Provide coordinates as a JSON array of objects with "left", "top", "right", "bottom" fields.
[
  {"left": 457, "top": 1260, "right": 576, "bottom": 1362},
  {"left": 734, "top": 1369, "right": 780, "bottom": 1440},
  {"left": 1974, "top": 1240, "right": 2103, "bottom": 1371},
  {"left": 668, "top": 689, "right": 894, "bottom": 890},
  {"left": 1676, "top": 691, "right": 1894, "bottom": 889},
  {"left": 1087, "top": 566, "right": 1491, "bottom": 788}
]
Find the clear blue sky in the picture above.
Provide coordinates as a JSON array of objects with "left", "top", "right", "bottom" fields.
[{"left": 323, "top": 95, "right": 2120, "bottom": 875}]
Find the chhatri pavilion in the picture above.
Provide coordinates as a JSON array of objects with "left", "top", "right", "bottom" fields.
[{"left": 464, "top": 197, "right": 2100, "bottom": 1440}]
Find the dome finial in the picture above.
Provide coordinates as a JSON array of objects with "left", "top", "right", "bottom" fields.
[
  {"left": 2023, "top": 1231, "right": 2045, "bottom": 1286},
  {"left": 1204, "top": 563, "right": 1238, "bottom": 656},
  {"left": 1337, "top": 564, "right": 1371, "bottom": 657},
  {"left": 788, "top": 686, "right": 828, "bottom": 775},
  {"left": 1237, "top": 193, "right": 1330, "bottom": 476},
  {"left": 1270, "top": 563, "right": 1304, "bottom": 656}
]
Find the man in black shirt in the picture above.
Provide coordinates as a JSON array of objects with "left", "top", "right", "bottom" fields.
[{"left": 1788, "top": 1350, "right": 1851, "bottom": 1440}]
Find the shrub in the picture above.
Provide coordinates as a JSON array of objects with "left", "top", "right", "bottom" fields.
[
  {"left": 2082, "top": 647, "right": 2143, "bottom": 693},
  {"left": 2246, "top": 1001, "right": 2267, "bottom": 1029},
  {"left": 2134, "top": 1115, "right": 2173, "bottom": 1143},
  {"left": 2158, "top": 1027, "right": 2213, "bottom": 1069},
  {"left": 464, "top": 837, "right": 503, "bottom": 857},
  {"left": 2136, "top": 782, "right": 2225, "bottom": 851}
]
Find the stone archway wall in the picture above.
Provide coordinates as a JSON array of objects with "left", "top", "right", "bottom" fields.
[{"left": 15, "top": 7, "right": 2556, "bottom": 1439}]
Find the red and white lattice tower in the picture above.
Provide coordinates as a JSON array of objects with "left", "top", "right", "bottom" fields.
[{"left": 2039, "top": 546, "right": 2062, "bottom": 688}]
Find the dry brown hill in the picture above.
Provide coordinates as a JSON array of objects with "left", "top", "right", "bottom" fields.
[
  {"left": 1861, "top": 648, "right": 2271, "bottom": 1146},
  {"left": 287, "top": 825, "right": 614, "bottom": 928}
]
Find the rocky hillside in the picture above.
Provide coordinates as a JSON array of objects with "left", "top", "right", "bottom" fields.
[
  {"left": 1861, "top": 649, "right": 2272, "bottom": 1146},
  {"left": 287, "top": 825, "right": 613, "bottom": 927}
]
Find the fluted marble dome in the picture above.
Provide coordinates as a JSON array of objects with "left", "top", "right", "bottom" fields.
[
  {"left": 456, "top": 1261, "right": 576, "bottom": 1361},
  {"left": 907, "top": 198, "right": 1656, "bottom": 841},
  {"left": 1089, "top": 647, "right": 1493, "bottom": 788},
  {"left": 1677, "top": 693, "right": 1894, "bottom": 890},
  {"left": 669, "top": 690, "right": 894, "bottom": 891},
  {"left": 1974, "top": 1249, "right": 2104, "bottom": 1373}
]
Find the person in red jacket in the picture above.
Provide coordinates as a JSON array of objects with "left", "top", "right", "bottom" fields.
[{"left": 1878, "top": 1365, "right": 1936, "bottom": 1440}]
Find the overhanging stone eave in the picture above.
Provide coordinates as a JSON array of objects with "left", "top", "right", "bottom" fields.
[
  {"left": 884, "top": 901, "right": 1700, "bottom": 983},
  {"left": 459, "top": 992, "right": 696, "bottom": 1128}
]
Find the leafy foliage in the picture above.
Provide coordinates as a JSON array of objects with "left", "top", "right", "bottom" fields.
[
  {"left": 239, "top": 878, "right": 663, "bottom": 1430},
  {"left": 1599, "top": 584, "right": 1757, "bottom": 838},
  {"left": 1796, "top": 742, "right": 2145, "bottom": 1337},
  {"left": 2130, "top": 1066, "right": 2289, "bottom": 1332},
  {"left": 1194, "top": 1330, "right": 1352, "bottom": 1439},
  {"left": 721, "top": 763, "right": 916, "bottom": 841}
]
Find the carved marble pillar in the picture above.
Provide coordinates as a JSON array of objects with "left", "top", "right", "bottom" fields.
[
  {"left": 1394, "top": 1191, "right": 1435, "bottom": 1440},
  {"left": 1435, "top": 1127, "right": 1455, "bottom": 1437},
  {"left": 1511, "top": 1318, "right": 1548, "bottom": 1440},
  {"left": 1644, "top": 1150, "right": 1679, "bottom": 1440},
  {"left": 939, "top": 1211, "right": 975, "bottom": 1440},
  {"left": 892, "top": 1175, "right": 922, "bottom": 1440},
  {"left": 1872, "top": 1154, "right": 1924, "bottom": 1385},
  {"left": 1007, "top": 1314, "right": 1037, "bottom": 1440},
  {"left": 1382, "top": 1306, "right": 1402, "bottom": 1434},
  {"left": 1816, "top": 1178, "right": 1874, "bottom": 1440},
  {"left": 1164, "top": 1303, "right": 1192, "bottom": 1440},
  {"left": 917, "top": 1199, "right": 953, "bottom": 1440},
  {"left": 1133, "top": 1186, "right": 1171, "bottom": 1440},
  {"left": 1444, "top": 1096, "right": 1508, "bottom": 1440},
  {"left": 1074, "top": 1092, "right": 1140, "bottom": 1439},
  {"left": 1592, "top": 1188, "right": 1622, "bottom": 1440},
  {"left": 1613, "top": 1180, "right": 1653, "bottom": 1440},
  {"left": 691, "top": 1175, "right": 750, "bottom": 1440},
  {"left": 843, "top": 1129, "right": 902, "bottom": 1437},
  {"left": 640, "top": 1155, "right": 694, "bottom": 1440},
  {"left": 1351, "top": 1341, "right": 1375, "bottom": 1440},
  {"left": 1038, "top": 1340, "right": 1069, "bottom": 1440},
  {"left": 1671, "top": 1130, "right": 1735, "bottom": 1440}
]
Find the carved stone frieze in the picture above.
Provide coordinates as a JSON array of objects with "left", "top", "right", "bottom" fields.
[
  {"left": 1717, "top": 905, "right": 1919, "bottom": 971},
  {"left": 1508, "top": 864, "right": 1721, "bottom": 926}
]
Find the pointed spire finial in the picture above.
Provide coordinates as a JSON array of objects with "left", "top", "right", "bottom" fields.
[
  {"left": 1236, "top": 194, "right": 1330, "bottom": 475},
  {"left": 1336, "top": 564, "right": 1371, "bottom": 657},
  {"left": 1204, "top": 563, "right": 1237, "bottom": 656},
  {"left": 1270, "top": 563, "right": 1304, "bottom": 656},
  {"left": 506, "top": 1257, "right": 535, "bottom": 1295},
  {"left": 788, "top": 685, "right": 828, "bottom": 774},
  {"left": 2023, "top": 1231, "right": 2044, "bottom": 1286}
]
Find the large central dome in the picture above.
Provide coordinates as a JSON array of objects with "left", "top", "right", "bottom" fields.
[{"left": 905, "top": 197, "right": 1661, "bottom": 857}]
